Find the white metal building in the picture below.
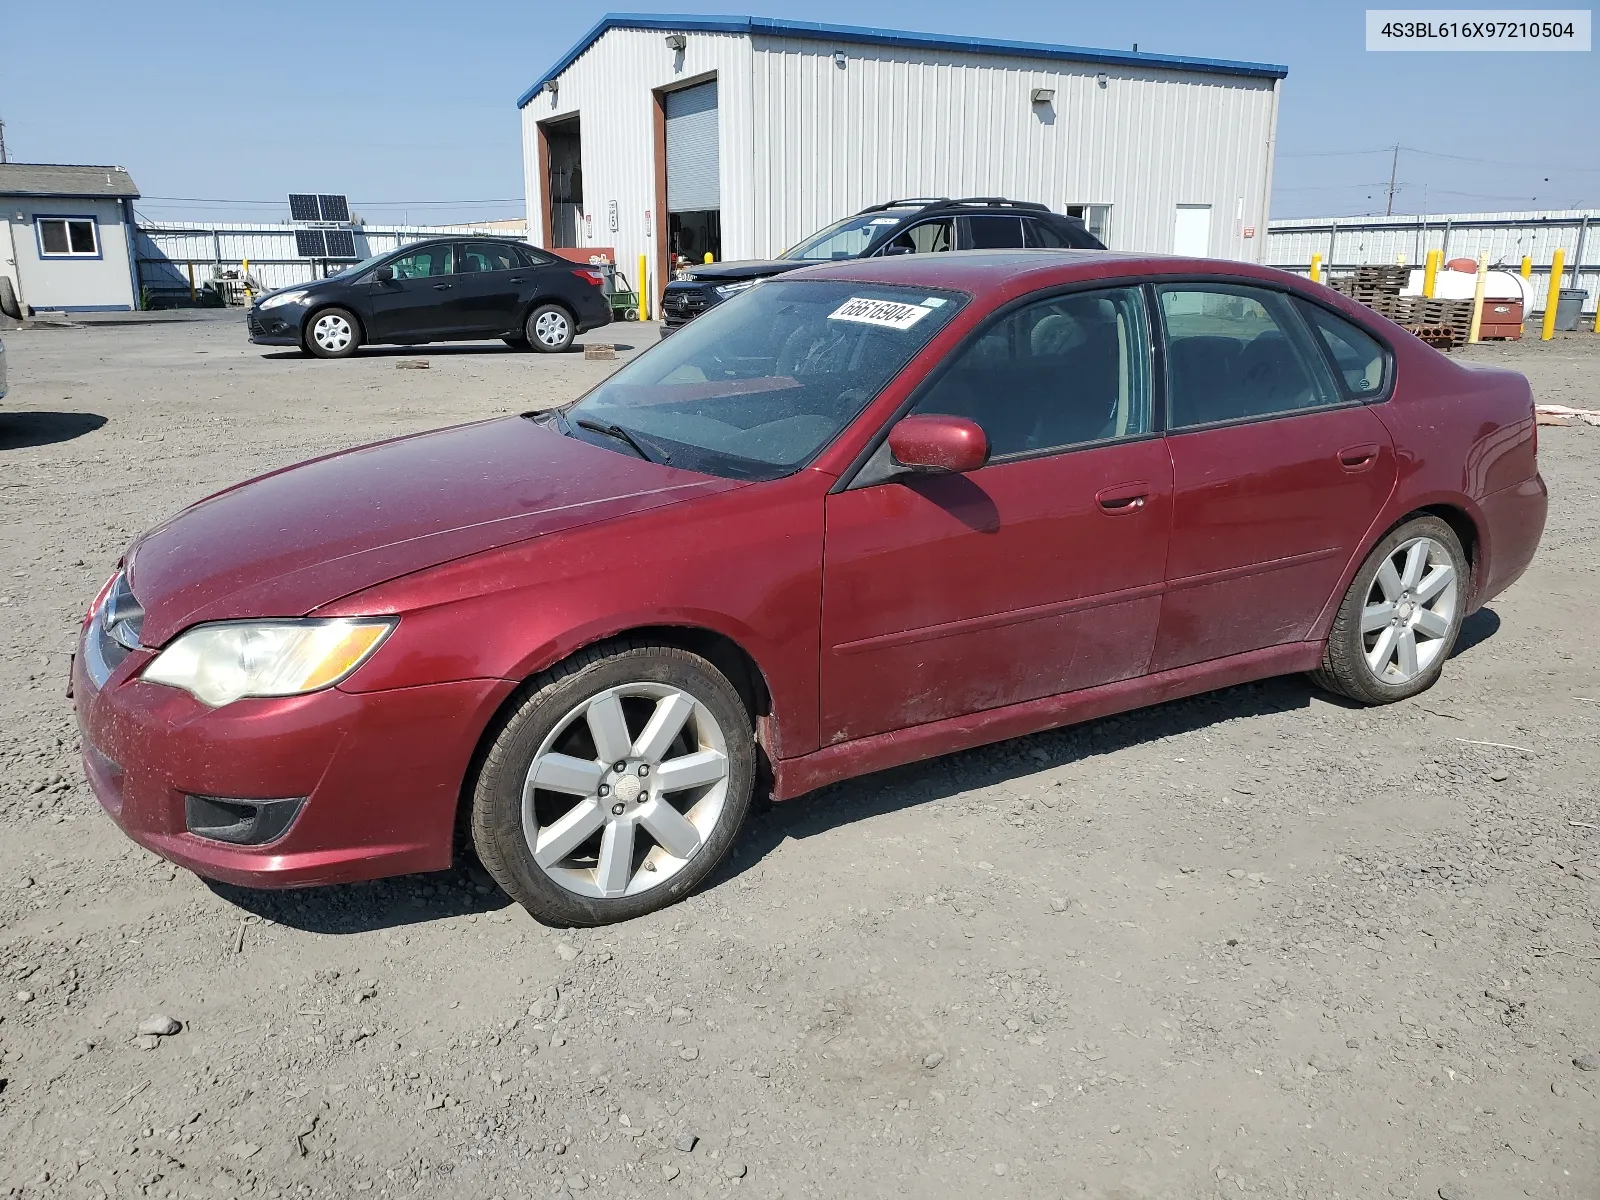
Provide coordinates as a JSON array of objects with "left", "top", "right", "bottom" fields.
[
  {"left": 0, "top": 164, "right": 141, "bottom": 313},
  {"left": 518, "top": 15, "right": 1287, "bottom": 299}
]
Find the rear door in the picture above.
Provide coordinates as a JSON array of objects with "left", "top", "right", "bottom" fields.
[
  {"left": 1150, "top": 281, "right": 1397, "bottom": 672},
  {"left": 450, "top": 241, "right": 530, "bottom": 335},
  {"left": 367, "top": 243, "right": 459, "bottom": 340},
  {"left": 821, "top": 286, "right": 1172, "bottom": 743}
]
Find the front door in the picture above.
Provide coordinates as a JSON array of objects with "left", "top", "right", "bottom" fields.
[
  {"left": 367, "top": 243, "right": 458, "bottom": 340},
  {"left": 1150, "top": 281, "right": 1397, "bottom": 672},
  {"left": 821, "top": 286, "right": 1173, "bottom": 744},
  {"left": 451, "top": 241, "right": 530, "bottom": 335}
]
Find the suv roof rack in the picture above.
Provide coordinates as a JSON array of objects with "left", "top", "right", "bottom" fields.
[
  {"left": 856, "top": 197, "right": 949, "bottom": 214},
  {"left": 943, "top": 197, "right": 1052, "bottom": 212}
]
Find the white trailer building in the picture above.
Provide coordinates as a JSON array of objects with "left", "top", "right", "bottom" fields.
[{"left": 518, "top": 15, "right": 1286, "bottom": 301}]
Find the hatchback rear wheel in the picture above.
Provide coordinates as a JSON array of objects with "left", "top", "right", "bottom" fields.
[
  {"left": 305, "top": 307, "right": 360, "bottom": 359},
  {"left": 1310, "top": 515, "right": 1466, "bottom": 704},
  {"left": 470, "top": 642, "right": 756, "bottom": 926}
]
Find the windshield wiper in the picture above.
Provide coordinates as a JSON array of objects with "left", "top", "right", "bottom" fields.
[{"left": 573, "top": 417, "right": 669, "bottom": 464}]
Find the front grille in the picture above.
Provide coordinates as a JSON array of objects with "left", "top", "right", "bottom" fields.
[{"left": 663, "top": 285, "right": 711, "bottom": 316}]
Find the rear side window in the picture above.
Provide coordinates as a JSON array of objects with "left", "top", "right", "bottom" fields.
[
  {"left": 958, "top": 215, "right": 1028, "bottom": 249},
  {"left": 1295, "top": 299, "right": 1388, "bottom": 398},
  {"left": 1158, "top": 284, "right": 1341, "bottom": 429},
  {"left": 1024, "top": 219, "right": 1071, "bottom": 249}
]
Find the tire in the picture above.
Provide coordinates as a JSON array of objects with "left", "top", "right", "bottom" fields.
[
  {"left": 304, "top": 307, "right": 361, "bottom": 359},
  {"left": 623, "top": 309, "right": 639, "bottom": 322},
  {"left": 470, "top": 642, "right": 756, "bottom": 926},
  {"left": 0, "top": 277, "right": 19, "bottom": 320},
  {"left": 525, "top": 304, "right": 575, "bottom": 353},
  {"left": 1310, "top": 515, "right": 1468, "bottom": 705}
]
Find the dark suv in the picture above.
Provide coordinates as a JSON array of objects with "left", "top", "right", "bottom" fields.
[
  {"left": 247, "top": 236, "right": 612, "bottom": 359},
  {"left": 660, "top": 197, "right": 1104, "bottom": 332}
]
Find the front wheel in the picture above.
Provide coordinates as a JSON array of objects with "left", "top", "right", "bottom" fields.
[
  {"left": 305, "top": 307, "right": 360, "bottom": 359},
  {"left": 526, "top": 304, "right": 574, "bottom": 353},
  {"left": 470, "top": 643, "right": 756, "bottom": 926},
  {"left": 1310, "top": 515, "right": 1467, "bottom": 704}
]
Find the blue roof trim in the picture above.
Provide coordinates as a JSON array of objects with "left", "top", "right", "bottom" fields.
[{"left": 517, "top": 13, "right": 1287, "bottom": 108}]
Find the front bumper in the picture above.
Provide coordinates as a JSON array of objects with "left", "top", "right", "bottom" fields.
[
  {"left": 661, "top": 282, "right": 721, "bottom": 330},
  {"left": 247, "top": 304, "right": 307, "bottom": 346},
  {"left": 73, "top": 631, "right": 515, "bottom": 888}
]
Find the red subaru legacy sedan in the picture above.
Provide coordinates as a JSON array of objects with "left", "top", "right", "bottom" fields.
[{"left": 74, "top": 251, "right": 1546, "bottom": 925}]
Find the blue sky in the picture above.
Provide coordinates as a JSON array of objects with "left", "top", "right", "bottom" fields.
[{"left": 3, "top": 0, "right": 1594, "bottom": 224}]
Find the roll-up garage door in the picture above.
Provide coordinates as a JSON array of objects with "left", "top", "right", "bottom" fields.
[{"left": 665, "top": 81, "right": 720, "bottom": 213}]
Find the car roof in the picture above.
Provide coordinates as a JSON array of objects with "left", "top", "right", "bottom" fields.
[{"left": 780, "top": 249, "right": 1299, "bottom": 294}]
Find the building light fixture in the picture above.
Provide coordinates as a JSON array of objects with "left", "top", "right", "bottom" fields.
[
  {"left": 833, "top": 50, "right": 847, "bottom": 69},
  {"left": 665, "top": 32, "right": 687, "bottom": 50},
  {"left": 1031, "top": 87, "right": 1055, "bottom": 104}
]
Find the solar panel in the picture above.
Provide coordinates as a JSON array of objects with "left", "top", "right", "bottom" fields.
[
  {"left": 317, "top": 194, "right": 350, "bottom": 223},
  {"left": 324, "top": 229, "right": 357, "bottom": 259},
  {"left": 288, "top": 193, "right": 322, "bottom": 222},
  {"left": 295, "top": 229, "right": 327, "bottom": 257}
]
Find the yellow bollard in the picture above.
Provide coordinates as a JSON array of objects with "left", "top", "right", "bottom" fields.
[
  {"left": 1541, "top": 248, "right": 1566, "bottom": 341},
  {"left": 1520, "top": 255, "right": 1532, "bottom": 279},
  {"left": 704, "top": 252, "right": 713, "bottom": 265},
  {"left": 1468, "top": 254, "right": 1488, "bottom": 344},
  {"left": 637, "top": 253, "right": 649, "bottom": 322},
  {"left": 241, "top": 257, "right": 252, "bottom": 303},
  {"left": 1309, "top": 253, "right": 1322, "bottom": 284},
  {"left": 1422, "top": 249, "right": 1440, "bottom": 298}
]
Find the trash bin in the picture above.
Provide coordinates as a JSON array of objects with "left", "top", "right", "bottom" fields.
[{"left": 1555, "top": 288, "right": 1588, "bottom": 331}]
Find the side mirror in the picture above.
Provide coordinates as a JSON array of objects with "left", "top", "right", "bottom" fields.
[
  {"left": 887, "top": 414, "right": 989, "bottom": 474},
  {"left": 372, "top": 266, "right": 394, "bottom": 282}
]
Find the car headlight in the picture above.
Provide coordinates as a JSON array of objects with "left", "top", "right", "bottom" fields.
[
  {"left": 713, "top": 279, "right": 761, "bottom": 300},
  {"left": 142, "top": 619, "right": 395, "bottom": 708},
  {"left": 259, "top": 289, "right": 309, "bottom": 311}
]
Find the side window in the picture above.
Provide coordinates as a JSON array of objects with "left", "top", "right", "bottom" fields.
[
  {"left": 461, "top": 241, "right": 521, "bottom": 273},
  {"left": 910, "top": 287, "right": 1152, "bottom": 458},
  {"left": 1159, "top": 284, "right": 1340, "bottom": 429},
  {"left": 38, "top": 217, "right": 99, "bottom": 257},
  {"left": 389, "top": 245, "right": 455, "bottom": 280},
  {"left": 1024, "top": 219, "right": 1071, "bottom": 249},
  {"left": 520, "top": 245, "right": 558, "bottom": 266},
  {"left": 1295, "top": 299, "right": 1388, "bottom": 398},
  {"left": 957, "top": 214, "right": 1027, "bottom": 249},
  {"left": 882, "top": 219, "right": 953, "bottom": 255}
]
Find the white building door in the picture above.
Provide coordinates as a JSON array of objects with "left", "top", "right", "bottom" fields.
[{"left": 1173, "top": 204, "right": 1212, "bottom": 257}]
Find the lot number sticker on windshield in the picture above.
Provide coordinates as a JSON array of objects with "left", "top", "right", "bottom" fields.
[{"left": 828, "top": 297, "right": 933, "bottom": 331}]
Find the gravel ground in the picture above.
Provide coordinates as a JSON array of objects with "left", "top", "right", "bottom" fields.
[{"left": 1, "top": 315, "right": 1596, "bottom": 1199}]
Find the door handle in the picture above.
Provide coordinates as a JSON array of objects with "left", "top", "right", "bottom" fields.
[
  {"left": 1338, "top": 443, "right": 1380, "bottom": 471},
  {"left": 433, "top": 282, "right": 453, "bottom": 290},
  {"left": 1096, "top": 482, "right": 1150, "bottom": 514},
  {"left": 508, "top": 277, "right": 524, "bottom": 283}
]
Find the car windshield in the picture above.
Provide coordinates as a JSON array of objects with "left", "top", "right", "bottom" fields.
[
  {"left": 325, "top": 251, "right": 390, "bottom": 280},
  {"left": 566, "top": 280, "right": 967, "bottom": 480},
  {"left": 781, "top": 212, "right": 915, "bottom": 261}
]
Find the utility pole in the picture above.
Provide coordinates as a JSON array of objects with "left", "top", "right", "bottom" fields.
[
  {"left": 1385, "top": 145, "right": 1399, "bottom": 216},
  {"left": 0, "top": 117, "right": 8, "bottom": 164}
]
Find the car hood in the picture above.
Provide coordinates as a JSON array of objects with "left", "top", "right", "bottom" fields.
[
  {"left": 126, "top": 416, "right": 742, "bottom": 645},
  {"left": 682, "top": 259, "right": 812, "bottom": 283}
]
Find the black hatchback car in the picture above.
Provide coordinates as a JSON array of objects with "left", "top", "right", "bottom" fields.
[
  {"left": 660, "top": 197, "right": 1104, "bottom": 332},
  {"left": 247, "top": 237, "right": 612, "bottom": 358}
]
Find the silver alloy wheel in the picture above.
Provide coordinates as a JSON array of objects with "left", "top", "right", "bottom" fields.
[
  {"left": 533, "top": 309, "right": 570, "bottom": 347},
  {"left": 1361, "top": 535, "right": 1458, "bottom": 685},
  {"left": 312, "top": 312, "right": 353, "bottom": 352},
  {"left": 522, "top": 682, "right": 730, "bottom": 899}
]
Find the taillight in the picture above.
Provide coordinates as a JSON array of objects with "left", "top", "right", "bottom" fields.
[{"left": 571, "top": 269, "right": 605, "bottom": 288}]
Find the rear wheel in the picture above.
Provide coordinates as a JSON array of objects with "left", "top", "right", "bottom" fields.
[
  {"left": 470, "top": 642, "right": 756, "bottom": 926},
  {"left": 305, "top": 307, "right": 360, "bottom": 359},
  {"left": 526, "top": 304, "right": 574, "bottom": 353},
  {"left": 1310, "top": 515, "right": 1467, "bottom": 704}
]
